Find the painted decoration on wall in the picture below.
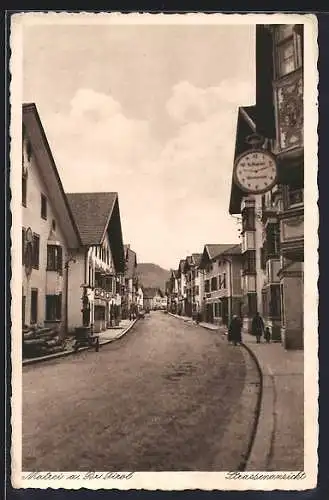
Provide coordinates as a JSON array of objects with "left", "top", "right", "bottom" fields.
[{"left": 276, "top": 74, "right": 303, "bottom": 151}]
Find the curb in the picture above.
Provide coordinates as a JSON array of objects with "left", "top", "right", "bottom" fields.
[
  {"left": 23, "top": 319, "right": 138, "bottom": 367},
  {"left": 239, "top": 342, "right": 264, "bottom": 471}
]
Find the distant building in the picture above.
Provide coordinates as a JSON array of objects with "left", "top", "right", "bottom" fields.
[
  {"left": 22, "top": 103, "right": 81, "bottom": 333},
  {"left": 66, "top": 192, "right": 125, "bottom": 333},
  {"left": 123, "top": 244, "right": 138, "bottom": 318},
  {"left": 136, "top": 286, "right": 144, "bottom": 311},
  {"left": 167, "top": 269, "right": 179, "bottom": 313},
  {"left": 143, "top": 287, "right": 164, "bottom": 310},
  {"left": 184, "top": 253, "right": 203, "bottom": 317},
  {"left": 199, "top": 244, "right": 243, "bottom": 326},
  {"left": 176, "top": 259, "right": 187, "bottom": 316}
]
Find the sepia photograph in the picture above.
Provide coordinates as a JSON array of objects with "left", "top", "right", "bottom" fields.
[{"left": 10, "top": 12, "right": 318, "bottom": 491}]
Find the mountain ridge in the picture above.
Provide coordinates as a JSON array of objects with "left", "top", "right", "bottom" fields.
[{"left": 136, "top": 263, "right": 170, "bottom": 292}]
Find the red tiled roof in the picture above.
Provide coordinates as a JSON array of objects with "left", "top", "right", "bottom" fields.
[{"left": 66, "top": 192, "right": 117, "bottom": 246}]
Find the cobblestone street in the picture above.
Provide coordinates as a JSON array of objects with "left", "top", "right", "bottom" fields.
[{"left": 23, "top": 312, "right": 259, "bottom": 472}]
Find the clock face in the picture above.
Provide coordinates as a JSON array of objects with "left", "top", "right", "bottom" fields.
[{"left": 234, "top": 149, "right": 278, "bottom": 194}]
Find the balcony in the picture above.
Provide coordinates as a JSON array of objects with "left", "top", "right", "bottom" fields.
[
  {"left": 266, "top": 258, "right": 281, "bottom": 284},
  {"left": 241, "top": 231, "right": 256, "bottom": 253},
  {"left": 241, "top": 197, "right": 256, "bottom": 212},
  {"left": 280, "top": 213, "right": 304, "bottom": 260},
  {"left": 242, "top": 275, "right": 256, "bottom": 293}
]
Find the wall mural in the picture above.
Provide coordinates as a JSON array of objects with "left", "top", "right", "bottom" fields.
[{"left": 277, "top": 74, "right": 303, "bottom": 151}]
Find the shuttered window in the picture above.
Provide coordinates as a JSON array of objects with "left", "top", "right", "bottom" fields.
[{"left": 46, "top": 294, "right": 62, "bottom": 321}]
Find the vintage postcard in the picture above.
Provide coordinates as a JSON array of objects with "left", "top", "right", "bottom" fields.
[{"left": 10, "top": 12, "right": 318, "bottom": 491}]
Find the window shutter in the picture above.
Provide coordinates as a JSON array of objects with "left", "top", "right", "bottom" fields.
[
  {"left": 32, "top": 234, "right": 40, "bottom": 269},
  {"left": 57, "top": 246, "right": 63, "bottom": 275}
]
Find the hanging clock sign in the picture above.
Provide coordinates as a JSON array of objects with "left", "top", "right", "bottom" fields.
[{"left": 234, "top": 148, "right": 278, "bottom": 195}]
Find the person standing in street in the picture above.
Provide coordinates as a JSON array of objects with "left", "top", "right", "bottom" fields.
[
  {"left": 252, "top": 312, "right": 265, "bottom": 343},
  {"left": 228, "top": 314, "right": 243, "bottom": 346}
]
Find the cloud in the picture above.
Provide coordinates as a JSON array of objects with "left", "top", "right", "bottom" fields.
[
  {"left": 42, "top": 81, "right": 253, "bottom": 268},
  {"left": 166, "top": 79, "right": 254, "bottom": 123}
]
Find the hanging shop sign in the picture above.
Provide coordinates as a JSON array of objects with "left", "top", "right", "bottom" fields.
[{"left": 233, "top": 135, "right": 278, "bottom": 195}]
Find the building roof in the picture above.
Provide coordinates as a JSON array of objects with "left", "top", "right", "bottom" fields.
[
  {"left": 177, "top": 259, "right": 185, "bottom": 273},
  {"left": 200, "top": 243, "right": 241, "bottom": 268},
  {"left": 229, "top": 105, "right": 257, "bottom": 215},
  {"left": 221, "top": 244, "right": 242, "bottom": 256},
  {"left": 206, "top": 244, "right": 238, "bottom": 260},
  {"left": 67, "top": 192, "right": 125, "bottom": 273},
  {"left": 124, "top": 245, "right": 137, "bottom": 279},
  {"left": 22, "top": 103, "right": 81, "bottom": 249},
  {"left": 66, "top": 192, "right": 117, "bottom": 246},
  {"left": 192, "top": 253, "right": 202, "bottom": 266}
]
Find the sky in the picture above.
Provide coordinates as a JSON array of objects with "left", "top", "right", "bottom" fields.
[{"left": 23, "top": 22, "right": 256, "bottom": 269}]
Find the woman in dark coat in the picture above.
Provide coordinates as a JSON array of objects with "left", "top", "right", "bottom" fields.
[
  {"left": 252, "top": 312, "right": 265, "bottom": 343},
  {"left": 228, "top": 315, "right": 242, "bottom": 346}
]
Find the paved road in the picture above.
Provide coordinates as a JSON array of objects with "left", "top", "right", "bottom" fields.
[{"left": 23, "top": 312, "right": 259, "bottom": 471}]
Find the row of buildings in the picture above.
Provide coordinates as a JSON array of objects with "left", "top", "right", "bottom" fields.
[
  {"left": 22, "top": 103, "right": 147, "bottom": 336},
  {"left": 166, "top": 245, "right": 243, "bottom": 327},
  {"left": 167, "top": 24, "right": 304, "bottom": 350}
]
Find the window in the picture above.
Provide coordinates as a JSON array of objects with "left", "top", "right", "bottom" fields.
[
  {"left": 45, "top": 294, "right": 62, "bottom": 321},
  {"left": 222, "top": 273, "right": 227, "bottom": 289},
  {"left": 204, "top": 280, "right": 210, "bottom": 293},
  {"left": 31, "top": 289, "right": 38, "bottom": 324},
  {"left": 41, "top": 194, "right": 47, "bottom": 220},
  {"left": 275, "top": 24, "right": 303, "bottom": 78},
  {"left": 32, "top": 233, "right": 40, "bottom": 269},
  {"left": 266, "top": 223, "right": 280, "bottom": 256},
  {"left": 52, "top": 219, "right": 56, "bottom": 231},
  {"left": 47, "top": 245, "right": 63, "bottom": 274},
  {"left": 211, "top": 277, "right": 218, "bottom": 292},
  {"left": 22, "top": 176, "right": 27, "bottom": 207},
  {"left": 243, "top": 250, "right": 256, "bottom": 274},
  {"left": 288, "top": 187, "right": 303, "bottom": 207},
  {"left": 277, "top": 38, "right": 295, "bottom": 76}
]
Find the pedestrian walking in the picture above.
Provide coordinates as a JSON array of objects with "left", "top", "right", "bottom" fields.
[
  {"left": 251, "top": 312, "right": 265, "bottom": 343},
  {"left": 228, "top": 314, "right": 243, "bottom": 346},
  {"left": 264, "top": 326, "right": 271, "bottom": 343}
]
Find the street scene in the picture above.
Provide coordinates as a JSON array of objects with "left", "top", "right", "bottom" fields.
[
  {"left": 16, "top": 15, "right": 314, "bottom": 482},
  {"left": 23, "top": 312, "right": 260, "bottom": 472}
]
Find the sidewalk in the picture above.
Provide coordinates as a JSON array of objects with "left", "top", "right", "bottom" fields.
[
  {"left": 169, "top": 312, "right": 304, "bottom": 471},
  {"left": 23, "top": 319, "right": 137, "bottom": 366},
  {"left": 242, "top": 332, "right": 304, "bottom": 471},
  {"left": 168, "top": 313, "right": 224, "bottom": 332}
]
